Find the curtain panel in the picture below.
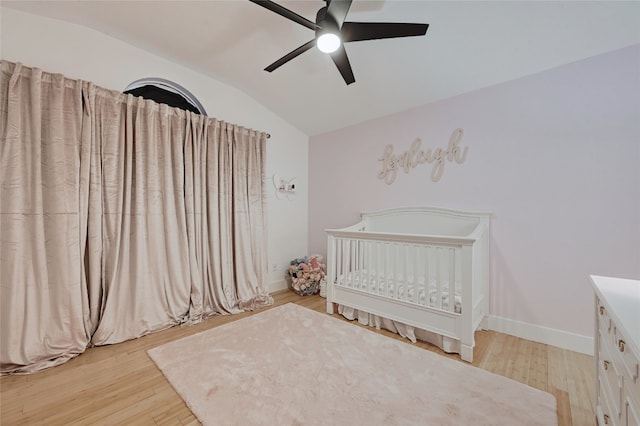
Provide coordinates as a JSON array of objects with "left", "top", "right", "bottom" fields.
[{"left": 0, "top": 61, "right": 272, "bottom": 374}]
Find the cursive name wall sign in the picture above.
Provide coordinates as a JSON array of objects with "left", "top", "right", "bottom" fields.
[{"left": 377, "top": 128, "right": 468, "bottom": 185}]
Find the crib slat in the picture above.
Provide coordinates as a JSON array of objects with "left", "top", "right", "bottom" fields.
[
  {"left": 337, "top": 238, "right": 343, "bottom": 286},
  {"left": 391, "top": 243, "right": 395, "bottom": 296},
  {"left": 449, "top": 248, "right": 456, "bottom": 312},
  {"left": 436, "top": 247, "right": 442, "bottom": 309},
  {"left": 369, "top": 240, "right": 375, "bottom": 291},
  {"left": 406, "top": 244, "right": 412, "bottom": 302},
  {"left": 364, "top": 240, "right": 370, "bottom": 290},
  {"left": 456, "top": 248, "right": 460, "bottom": 312},
  {"left": 349, "top": 239, "right": 359, "bottom": 288},
  {"left": 342, "top": 238, "right": 349, "bottom": 287},
  {"left": 358, "top": 240, "right": 364, "bottom": 288},
  {"left": 413, "top": 244, "right": 419, "bottom": 304},
  {"left": 370, "top": 241, "right": 375, "bottom": 292},
  {"left": 334, "top": 238, "right": 340, "bottom": 285},
  {"left": 371, "top": 241, "right": 384, "bottom": 293},
  {"left": 379, "top": 242, "right": 384, "bottom": 296},
  {"left": 397, "top": 243, "right": 402, "bottom": 300},
  {"left": 398, "top": 243, "right": 402, "bottom": 299},
  {"left": 342, "top": 238, "right": 347, "bottom": 286},
  {"left": 388, "top": 243, "right": 394, "bottom": 298},
  {"left": 350, "top": 240, "right": 355, "bottom": 287},
  {"left": 399, "top": 244, "right": 405, "bottom": 301},
  {"left": 424, "top": 246, "right": 431, "bottom": 307}
]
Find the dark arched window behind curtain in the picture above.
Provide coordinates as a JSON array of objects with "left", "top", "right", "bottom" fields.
[{"left": 124, "top": 85, "right": 202, "bottom": 114}]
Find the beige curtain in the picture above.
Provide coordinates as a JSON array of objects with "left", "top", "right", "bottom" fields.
[
  {"left": 0, "top": 61, "right": 272, "bottom": 374},
  {"left": 0, "top": 62, "right": 91, "bottom": 372},
  {"left": 183, "top": 117, "right": 271, "bottom": 322}
]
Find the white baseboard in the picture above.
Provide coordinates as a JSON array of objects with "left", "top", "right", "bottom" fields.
[
  {"left": 268, "top": 279, "right": 287, "bottom": 294},
  {"left": 262, "top": 286, "right": 593, "bottom": 355},
  {"left": 487, "top": 315, "right": 593, "bottom": 356}
]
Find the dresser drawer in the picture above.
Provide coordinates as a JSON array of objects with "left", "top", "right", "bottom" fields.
[
  {"left": 600, "top": 336, "right": 623, "bottom": 417},
  {"left": 598, "top": 382, "right": 620, "bottom": 426},
  {"left": 627, "top": 396, "right": 640, "bottom": 426},
  {"left": 625, "top": 376, "right": 640, "bottom": 426},
  {"left": 598, "top": 299, "right": 615, "bottom": 344},
  {"left": 619, "top": 342, "right": 640, "bottom": 400},
  {"left": 601, "top": 380, "right": 621, "bottom": 426}
]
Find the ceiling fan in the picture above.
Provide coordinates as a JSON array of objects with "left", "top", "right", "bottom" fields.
[{"left": 249, "top": 0, "right": 429, "bottom": 85}]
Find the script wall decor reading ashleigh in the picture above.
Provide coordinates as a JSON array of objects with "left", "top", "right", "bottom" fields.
[{"left": 377, "top": 128, "right": 468, "bottom": 185}]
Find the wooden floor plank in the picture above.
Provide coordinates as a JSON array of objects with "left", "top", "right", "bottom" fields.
[
  {"left": 528, "top": 340, "right": 550, "bottom": 391},
  {"left": 1, "top": 292, "right": 594, "bottom": 425}
]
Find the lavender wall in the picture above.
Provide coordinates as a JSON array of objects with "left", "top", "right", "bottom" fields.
[{"left": 309, "top": 45, "right": 640, "bottom": 338}]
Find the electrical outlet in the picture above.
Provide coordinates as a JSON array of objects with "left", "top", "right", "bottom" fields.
[{"left": 271, "top": 263, "right": 278, "bottom": 272}]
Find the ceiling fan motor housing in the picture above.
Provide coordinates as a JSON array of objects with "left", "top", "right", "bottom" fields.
[{"left": 315, "top": 6, "right": 340, "bottom": 46}]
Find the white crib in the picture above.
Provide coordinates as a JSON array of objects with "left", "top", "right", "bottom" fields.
[{"left": 326, "top": 206, "right": 490, "bottom": 362}]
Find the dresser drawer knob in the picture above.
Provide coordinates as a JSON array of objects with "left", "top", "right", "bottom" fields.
[
  {"left": 599, "top": 306, "right": 605, "bottom": 316},
  {"left": 618, "top": 339, "right": 625, "bottom": 352},
  {"left": 603, "top": 360, "right": 610, "bottom": 370}
]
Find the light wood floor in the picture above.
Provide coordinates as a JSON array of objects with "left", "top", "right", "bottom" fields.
[{"left": 1, "top": 291, "right": 595, "bottom": 425}]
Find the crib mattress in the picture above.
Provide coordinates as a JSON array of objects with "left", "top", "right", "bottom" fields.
[{"left": 336, "top": 270, "right": 462, "bottom": 314}]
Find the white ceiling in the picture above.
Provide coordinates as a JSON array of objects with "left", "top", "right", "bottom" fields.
[{"left": 3, "top": 1, "right": 639, "bottom": 136}]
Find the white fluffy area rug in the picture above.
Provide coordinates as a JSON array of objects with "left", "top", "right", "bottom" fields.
[{"left": 148, "top": 303, "right": 557, "bottom": 425}]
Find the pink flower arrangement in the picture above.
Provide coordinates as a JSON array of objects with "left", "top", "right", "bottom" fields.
[{"left": 287, "top": 255, "right": 325, "bottom": 296}]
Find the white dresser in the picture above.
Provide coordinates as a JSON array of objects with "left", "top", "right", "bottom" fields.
[{"left": 591, "top": 275, "right": 640, "bottom": 426}]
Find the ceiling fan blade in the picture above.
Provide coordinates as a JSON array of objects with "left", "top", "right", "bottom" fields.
[
  {"left": 341, "top": 22, "right": 429, "bottom": 42},
  {"left": 249, "top": 0, "right": 320, "bottom": 31},
  {"left": 330, "top": 45, "right": 355, "bottom": 85},
  {"left": 326, "top": 0, "right": 353, "bottom": 28},
  {"left": 264, "top": 39, "right": 316, "bottom": 72}
]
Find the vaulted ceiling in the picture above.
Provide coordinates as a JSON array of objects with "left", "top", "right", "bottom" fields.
[{"left": 3, "top": 1, "right": 639, "bottom": 135}]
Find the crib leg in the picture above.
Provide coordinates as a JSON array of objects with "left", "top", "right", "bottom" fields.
[
  {"left": 326, "top": 301, "right": 334, "bottom": 315},
  {"left": 461, "top": 345, "right": 474, "bottom": 363}
]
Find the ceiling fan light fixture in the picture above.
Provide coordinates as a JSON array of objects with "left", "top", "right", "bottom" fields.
[{"left": 317, "top": 32, "right": 341, "bottom": 53}]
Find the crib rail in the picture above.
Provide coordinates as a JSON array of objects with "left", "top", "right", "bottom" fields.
[{"left": 326, "top": 229, "right": 477, "bottom": 316}]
